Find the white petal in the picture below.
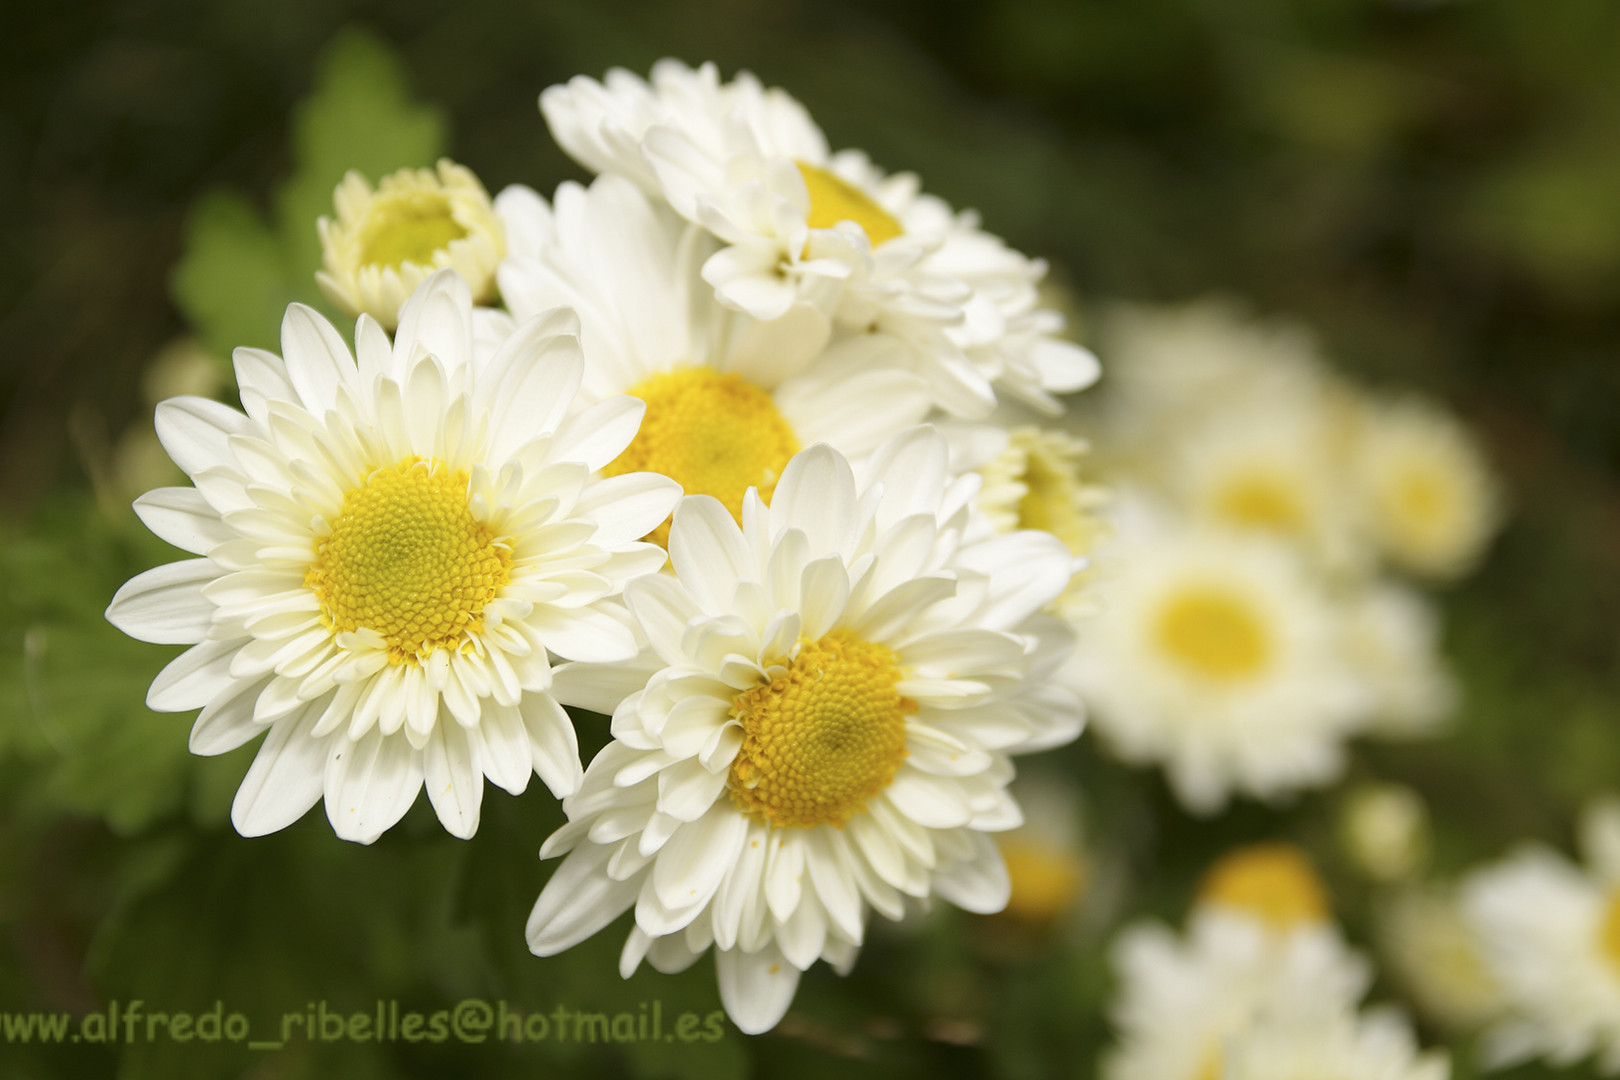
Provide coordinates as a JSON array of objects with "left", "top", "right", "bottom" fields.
[
  {"left": 715, "top": 941, "right": 800, "bottom": 1035},
  {"left": 520, "top": 693, "right": 584, "bottom": 798},
  {"left": 189, "top": 676, "right": 272, "bottom": 755},
  {"left": 230, "top": 701, "right": 328, "bottom": 836},
  {"left": 931, "top": 831, "right": 1011, "bottom": 914},
  {"left": 153, "top": 396, "right": 255, "bottom": 478},
  {"left": 652, "top": 806, "right": 748, "bottom": 911},
  {"left": 668, "top": 496, "right": 755, "bottom": 613},
  {"left": 770, "top": 444, "right": 858, "bottom": 561},
  {"left": 324, "top": 727, "right": 425, "bottom": 844},
  {"left": 424, "top": 717, "right": 482, "bottom": 838},
  {"left": 527, "top": 843, "right": 641, "bottom": 955},
  {"left": 146, "top": 636, "right": 242, "bottom": 711},
  {"left": 549, "top": 395, "right": 647, "bottom": 472},
  {"left": 279, "top": 303, "right": 354, "bottom": 415},
  {"left": 884, "top": 769, "right": 973, "bottom": 829},
  {"left": 478, "top": 701, "right": 534, "bottom": 796},
  {"left": 525, "top": 605, "right": 638, "bottom": 664},
  {"left": 571, "top": 472, "right": 683, "bottom": 548},
  {"left": 132, "top": 487, "right": 233, "bottom": 555},
  {"left": 105, "top": 559, "right": 218, "bottom": 644}
]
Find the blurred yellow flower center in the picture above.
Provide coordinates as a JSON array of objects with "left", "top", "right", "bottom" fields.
[
  {"left": 1599, "top": 890, "right": 1620, "bottom": 973},
  {"left": 604, "top": 367, "right": 799, "bottom": 546},
  {"left": 358, "top": 190, "right": 468, "bottom": 271},
  {"left": 1010, "top": 428, "right": 1095, "bottom": 557},
  {"left": 728, "top": 630, "right": 914, "bottom": 830},
  {"left": 796, "top": 161, "right": 904, "bottom": 246},
  {"left": 1154, "top": 586, "right": 1272, "bottom": 681},
  {"left": 1391, "top": 468, "right": 1450, "bottom": 530},
  {"left": 1213, "top": 470, "right": 1308, "bottom": 536},
  {"left": 307, "top": 457, "right": 511, "bottom": 664},
  {"left": 998, "top": 836, "right": 1086, "bottom": 925},
  {"left": 1198, "top": 843, "right": 1330, "bottom": 931}
]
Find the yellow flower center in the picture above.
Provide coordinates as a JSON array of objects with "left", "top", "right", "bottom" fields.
[
  {"left": 358, "top": 190, "right": 469, "bottom": 271},
  {"left": 727, "top": 630, "right": 914, "bottom": 830},
  {"left": 1153, "top": 585, "right": 1273, "bottom": 682},
  {"left": 604, "top": 367, "right": 800, "bottom": 547},
  {"left": 1391, "top": 467, "right": 1450, "bottom": 531},
  {"left": 796, "top": 161, "right": 904, "bottom": 247},
  {"left": 306, "top": 457, "right": 511, "bottom": 665},
  {"left": 1599, "top": 890, "right": 1620, "bottom": 974},
  {"left": 1198, "top": 843, "right": 1330, "bottom": 931},
  {"left": 997, "top": 836, "right": 1086, "bottom": 925},
  {"left": 1213, "top": 471, "right": 1308, "bottom": 536}
]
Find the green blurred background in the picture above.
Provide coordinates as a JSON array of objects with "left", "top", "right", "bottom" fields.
[{"left": 3, "top": 0, "right": 1619, "bottom": 1076}]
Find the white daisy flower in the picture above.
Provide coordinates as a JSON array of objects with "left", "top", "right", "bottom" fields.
[
  {"left": 1172, "top": 403, "right": 1366, "bottom": 574},
  {"left": 491, "top": 172, "right": 934, "bottom": 545},
  {"left": 104, "top": 271, "right": 681, "bottom": 843},
  {"left": 539, "top": 60, "right": 1099, "bottom": 416},
  {"left": 317, "top": 159, "right": 506, "bottom": 330},
  {"left": 1219, "top": 1006, "right": 1450, "bottom": 1080},
  {"left": 1376, "top": 885, "right": 1505, "bottom": 1032},
  {"left": 525, "top": 429, "right": 1085, "bottom": 1034},
  {"left": 1460, "top": 797, "right": 1620, "bottom": 1073},
  {"left": 1106, "top": 894, "right": 1369, "bottom": 1080},
  {"left": 1339, "top": 783, "right": 1430, "bottom": 883},
  {"left": 1350, "top": 396, "right": 1501, "bottom": 581},
  {"left": 1338, "top": 583, "right": 1456, "bottom": 738},
  {"left": 1069, "top": 518, "right": 1365, "bottom": 814}
]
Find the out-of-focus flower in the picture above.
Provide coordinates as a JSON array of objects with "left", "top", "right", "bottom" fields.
[
  {"left": 539, "top": 60, "right": 1098, "bottom": 416},
  {"left": 1340, "top": 783, "right": 1431, "bottom": 882},
  {"left": 1070, "top": 521, "right": 1364, "bottom": 814},
  {"left": 992, "top": 777, "right": 1089, "bottom": 929},
  {"left": 1461, "top": 797, "right": 1620, "bottom": 1074},
  {"left": 1350, "top": 397, "right": 1501, "bottom": 581},
  {"left": 525, "top": 430, "right": 1084, "bottom": 1034},
  {"left": 1197, "top": 843, "right": 1333, "bottom": 932},
  {"left": 317, "top": 159, "right": 505, "bottom": 330},
  {"left": 491, "top": 173, "right": 931, "bottom": 546},
  {"left": 1377, "top": 885, "right": 1505, "bottom": 1032},
  {"left": 106, "top": 272, "right": 680, "bottom": 842},
  {"left": 972, "top": 425, "right": 1109, "bottom": 617},
  {"left": 1219, "top": 1006, "right": 1450, "bottom": 1080},
  {"left": 1338, "top": 584, "right": 1456, "bottom": 738}
]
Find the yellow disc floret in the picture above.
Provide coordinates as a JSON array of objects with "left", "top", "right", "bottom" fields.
[
  {"left": 728, "top": 630, "right": 914, "bottom": 830},
  {"left": 306, "top": 457, "right": 512, "bottom": 665},
  {"left": 357, "top": 189, "right": 469, "bottom": 271},
  {"left": 1212, "top": 469, "right": 1309, "bottom": 536},
  {"left": 1198, "top": 843, "right": 1331, "bottom": 931},
  {"left": 1599, "top": 889, "right": 1620, "bottom": 974},
  {"left": 1153, "top": 585, "right": 1273, "bottom": 682},
  {"left": 604, "top": 367, "right": 799, "bottom": 546},
  {"left": 796, "top": 161, "right": 904, "bottom": 247}
]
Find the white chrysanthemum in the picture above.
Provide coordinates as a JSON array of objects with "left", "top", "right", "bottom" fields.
[
  {"left": 1351, "top": 397, "right": 1500, "bottom": 580},
  {"left": 1172, "top": 404, "right": 1365, "bottom": 573},
  {"left": 1460, "top": 798, "right": 1620, "bottom": 1073},
  {"left": 1105, "top": 907, "right": 1370, "bottom": 1080},
  {"left": 105, "top": 271, "right": 681, "bottom": 843},
  {"left": 1377, "top": 886, "right": 1505, "bottom": 1032},
  {"left": 525, "top": 430, "right": 1084, "bottom": 1034},
  {"left": 1338, "top": 584, "right": 1455, "bottom": 738},
  {"left": 1100, "top": 299, "right": 1333, "bottom": 453},
  {"left": 1220, "top": 1006, "right": 1450, "bottom": 1080},
  {"left": 970, "top": 424, "right": 1109, "bottom": 618},
  {"left": 539, "top": 60, "right": 1099, "bottom": 416},
  {"left": 317, "top": 159, "right": 505, "bottom": 330},
  {"left": 1069, "top": 519, "right": 1365, "bottom": 813},
  {"left": 490, "top": 173, "right": 934, "bottom": 546}
]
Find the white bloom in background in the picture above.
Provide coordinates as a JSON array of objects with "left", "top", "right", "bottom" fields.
[
  {"left": 971, "top": 424, "right": 1110, "bottom": 618},
  {"left": 492, "top": 173, "right": 933, "bottom": 545},
  {"left": 1173, "top": 404, "right": 1364, "bottom": 574},
  {"left": 1220, "top": 1006, "right": 1450, "bottom": 1080},
  {"left": 1099, "top": 299, "right": 1333, "bottom": 455},
  {"left": 105, "top": 272, "right": 681, "bottom": 843},
  {"left": 1070, "top": 520, "right": 1365, "bottom": 813},
  {"left": 1351, "top": 397, "right": 1501, "bottom": 581},
  {"left": 539, "top": 60, "right": 1099, "bottom": 416},
  {"left": 317, "top": 159, "right": 506, "bottom": 330},
  {"left": 526, "top": 430, "right": 1084, "bottom": 1034},
  {"left": 1377, "top": 886, "right": 1505, "bottom": 1033},
  {"left": 993, "top": 774, "right": 1089, "bottom": 929},
  {"left": 1106, "top": 848, "right": 1368, "bottom": 1080},
  {"left": 1461, "top": 798, "right": 1620, "bottom": 1074},
  {"left": 1338, "top": 584, "right": 1456, "bottom": 738}
]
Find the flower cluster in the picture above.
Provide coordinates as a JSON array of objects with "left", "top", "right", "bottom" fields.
[
  {"left": 107, "top": 60, "right": 1102, "bottom": 1035},
  {"left": 1069, "top": 299, "right": 1501, "bottom": 813}
]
